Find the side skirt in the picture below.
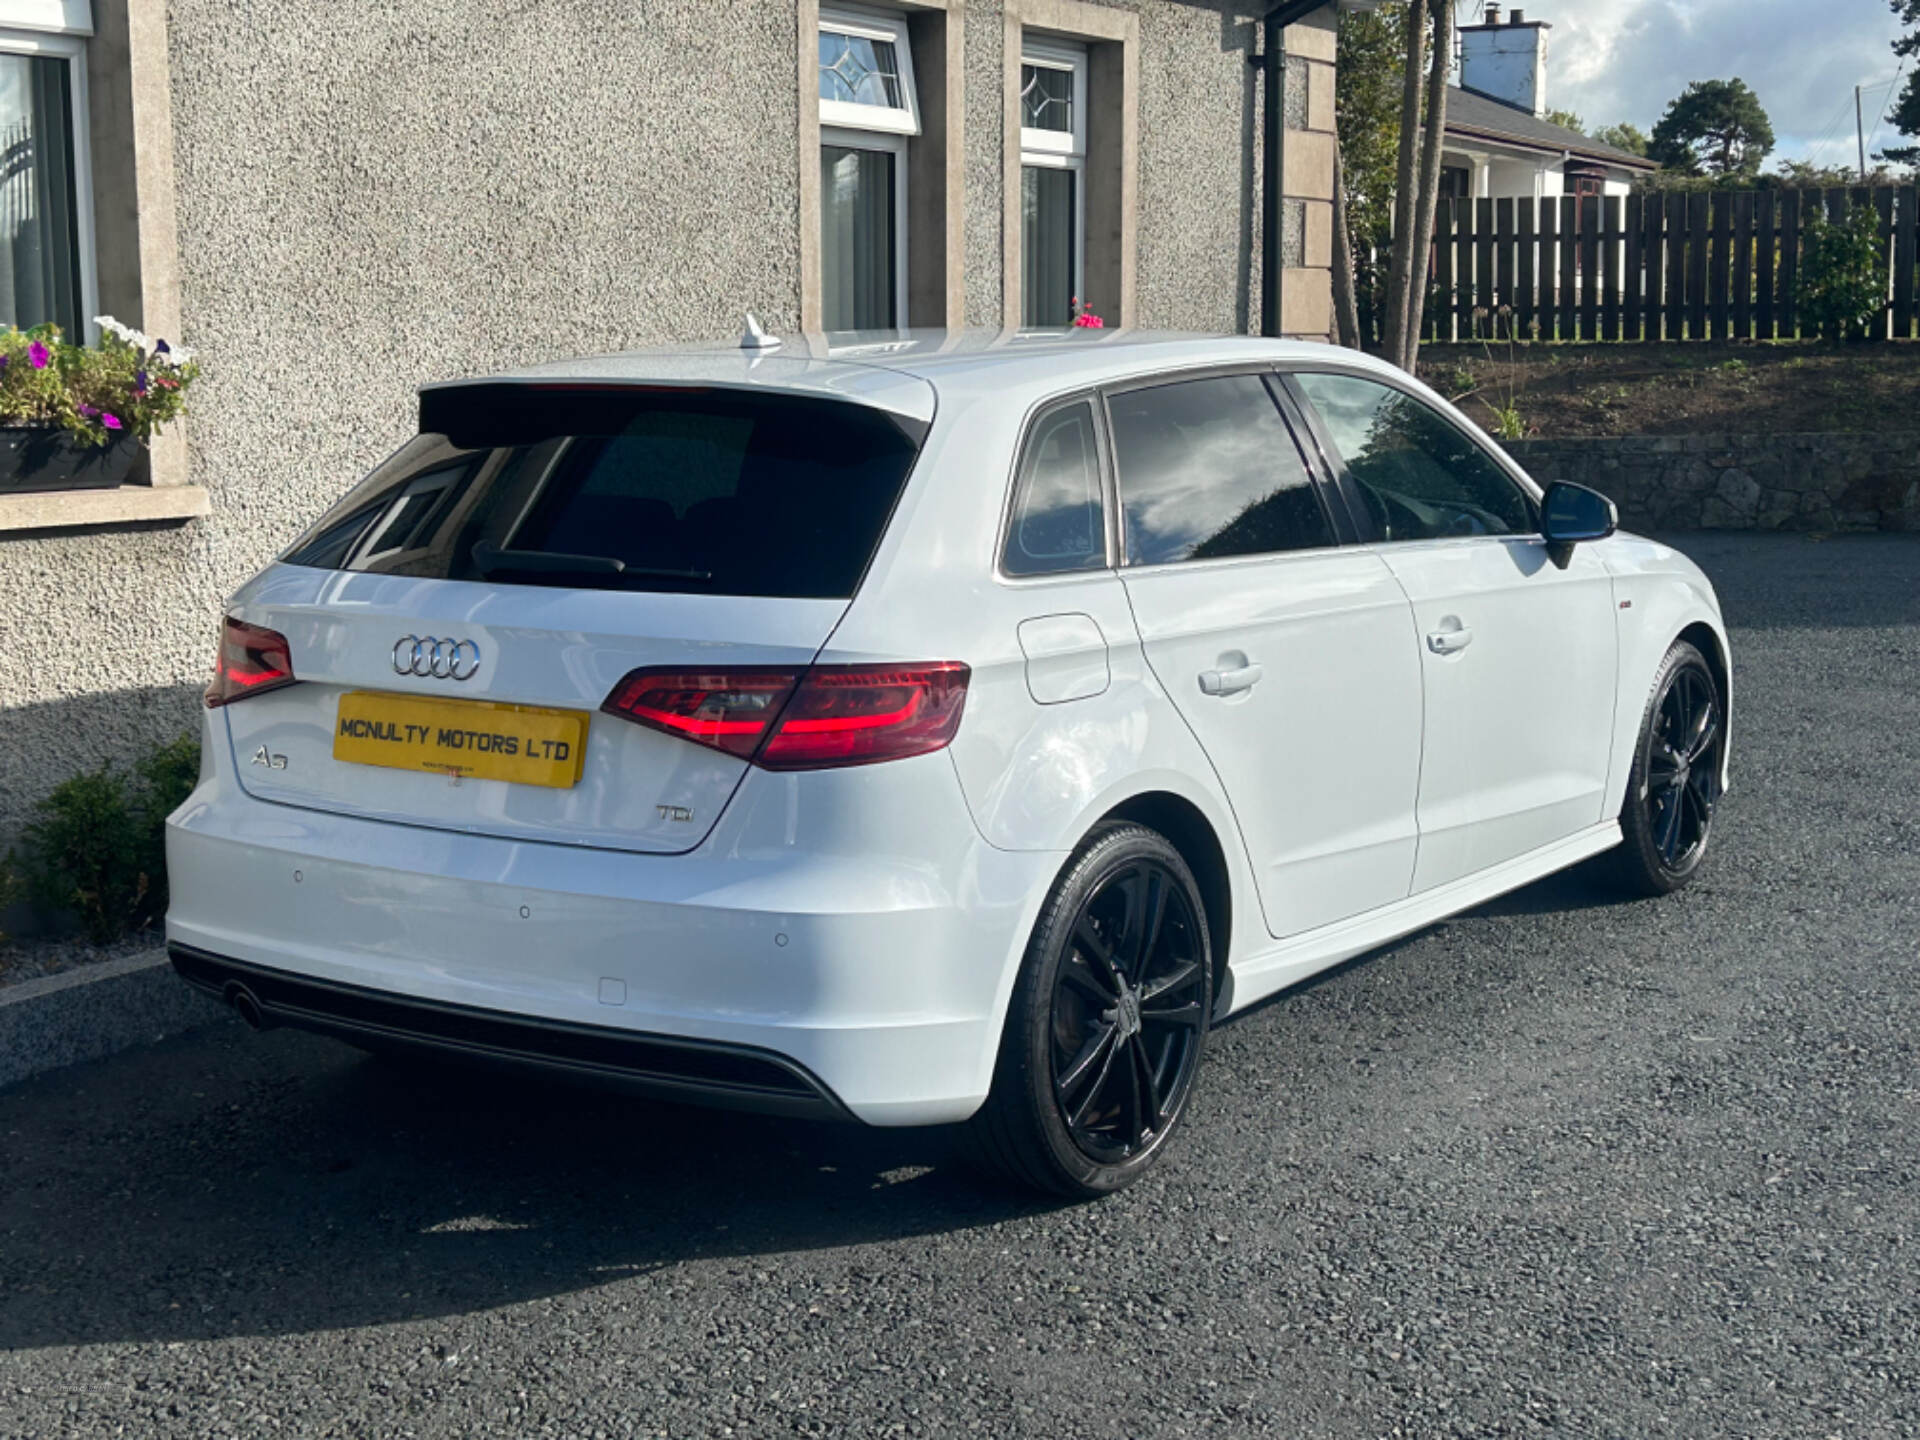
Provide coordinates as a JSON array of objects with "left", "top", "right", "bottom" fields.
[{"left": 1222, "top": 820, "right": 1623, "bottom": 1015}]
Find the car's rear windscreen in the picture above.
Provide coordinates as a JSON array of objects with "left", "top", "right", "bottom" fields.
[{"left": 281, "top": 385, "right": 927, "bottom": 598}]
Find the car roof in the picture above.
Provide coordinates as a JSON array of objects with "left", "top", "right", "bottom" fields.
[{"left": 421, "top": 328, "right": 1406, "bottom": 425}]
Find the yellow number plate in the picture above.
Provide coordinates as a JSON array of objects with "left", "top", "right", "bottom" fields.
[{"left": 333, "top": 691, "right": 589, "bottom": 789}]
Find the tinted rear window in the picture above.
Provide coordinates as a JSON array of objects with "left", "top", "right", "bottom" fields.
[{"left": 282, "top": 386, "right": 925, "bottom": 598}]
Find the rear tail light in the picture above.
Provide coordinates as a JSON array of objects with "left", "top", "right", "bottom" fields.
[
  {"left": 599, "top": 670, "right": 801, "bottom": 760},
  {"left": 206, "top": 616, "right": 296, "bottom": 707},
  {"left": 601, "top": 663, "right": 969, "bottom": 770}
]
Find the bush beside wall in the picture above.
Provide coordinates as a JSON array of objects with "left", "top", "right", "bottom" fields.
[{"left": 5, "top": 733, "right": 199, "bottom": 944}]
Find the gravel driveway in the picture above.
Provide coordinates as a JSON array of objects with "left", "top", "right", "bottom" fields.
[{"left": 3, "top": 533, "right": 1916, "bottom": 1439}]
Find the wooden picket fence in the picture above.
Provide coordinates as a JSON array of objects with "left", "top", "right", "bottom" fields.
[{"left": 1386, "top": 185, "right": 1920, "bottom": 344}]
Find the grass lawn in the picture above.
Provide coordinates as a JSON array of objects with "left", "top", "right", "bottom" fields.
[{"left": 1412, "top": 342, "right": 1920, "bottom": 440}]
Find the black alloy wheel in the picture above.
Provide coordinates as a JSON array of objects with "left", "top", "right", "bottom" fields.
[
  {"left": 1646, "top": 663, "right": 1721, "bottom": 870},
  {"left": 1611, "top": 640, "right": 1724, "bottom": 895},
  {"left": 966, "top": 823, "right": 1213, "bottom": 1197},
  {"left": 1049, "top": 860, "right": 1207, "bottom": 1164}
]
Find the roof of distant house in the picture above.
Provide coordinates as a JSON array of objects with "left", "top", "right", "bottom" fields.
[{"left": 1440, "top": 86, "right": 1659, "bottom": 171}]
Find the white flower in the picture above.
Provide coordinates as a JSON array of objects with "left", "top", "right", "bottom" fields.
[
  {"left": 93, "top": 315, "right": 152, "bottom": 351},
  {"left": 164, "top": 343, "right": 194, "bottom": 364}
]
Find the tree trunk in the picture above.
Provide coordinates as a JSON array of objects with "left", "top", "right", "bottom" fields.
[
  {"left": 1400, "top": 1, "right": 1455, "bottom": 373},
  {"left": 1333, "top": 146, "right": 1363, "bottom": 350},
  {"left": 1380, "top": 0, "right": 1430, "bottom": 369}
]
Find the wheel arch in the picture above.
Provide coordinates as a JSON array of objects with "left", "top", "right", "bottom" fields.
[
  {"left": 1095, "top": 790, "right": 1236, "bottom": 1015},
  {"left": 1676, "top": 619, "right": 1733, "bottom": 786}
]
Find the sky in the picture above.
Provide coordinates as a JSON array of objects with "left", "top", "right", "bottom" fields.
[{"left": 1525, "top": 0, "right": 1910, "bottom": 167}]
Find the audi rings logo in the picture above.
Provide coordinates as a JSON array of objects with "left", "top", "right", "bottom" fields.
[{"left": 393, "top": 635, "right": 481, "bottom": 681}]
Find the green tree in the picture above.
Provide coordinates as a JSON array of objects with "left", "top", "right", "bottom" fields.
[
  {"left": 1799, "top": 203, "right": 1886, "bottom": 340},
  {"left": 1593, "top": 122, "right": 1650, "bottom": 156},
  {"left": 1765, "top": 159, "right": 1902, "bottom": 188},
  {"left": 1882, "top": 0, "right": 1920, "bottom": 165},
  {"left": 1335, "top": 1, "right": 1409, "bottom": 251},
  {"left": 1649, "top": 78, "right": 1775, "bottom": 177},
  {"left": 1543, "top": 108, "right": 1585, "bottom": 135}
]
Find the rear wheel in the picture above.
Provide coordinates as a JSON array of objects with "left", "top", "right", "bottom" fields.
[
  {"left": 1610, "top": 640, "right": 1723, "bottom": 896},
  {"left": 965, "top": 823, "right": 1212, "bottom": 1198}
]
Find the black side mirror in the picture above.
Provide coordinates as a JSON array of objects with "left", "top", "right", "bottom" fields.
[{"left": 1540, "top": 481, "right": 1618, "bottom": 546}]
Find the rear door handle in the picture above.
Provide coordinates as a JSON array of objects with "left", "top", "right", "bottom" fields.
[
  {"left": 1198, "top": 662, "right": 1263, "bottom": 696},
  {"left": 1426, "top": 627, "right": 1474, "bottom": 655}
]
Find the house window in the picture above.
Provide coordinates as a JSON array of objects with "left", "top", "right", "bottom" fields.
[
  {"left": 819, "top": 6, "right": 918, "bottom": 331},
  {"left": 1019, "top": 38, "right": 1086, "bottom": 328},
  {"left": 0, "top": 10, "right": 96, "bottom": 340}
]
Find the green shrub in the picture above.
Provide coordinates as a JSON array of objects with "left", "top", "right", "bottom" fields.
[
  {"left": 12, "top": 732, "right": 200, "bottom": 944},
  {"left": 1798, "top": 204, "right": 1885, "bottom": 340}
]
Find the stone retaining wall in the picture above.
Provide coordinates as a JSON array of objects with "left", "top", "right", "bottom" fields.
[{"left": 1501, "top": 434, "right": 1920, "bottom": 533}]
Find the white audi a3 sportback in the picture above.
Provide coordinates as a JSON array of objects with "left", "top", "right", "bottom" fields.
[{"left": 167, "top": 328, "right": 1731, "bottom": 1196}]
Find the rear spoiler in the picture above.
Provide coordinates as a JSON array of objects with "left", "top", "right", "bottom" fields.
[{"left": 419, "top": 381, "right": 930, "bottom": 450}]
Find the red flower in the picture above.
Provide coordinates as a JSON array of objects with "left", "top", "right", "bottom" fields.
[{"left": 1072, "top": 313, "right": 1104, "bottom": 329}]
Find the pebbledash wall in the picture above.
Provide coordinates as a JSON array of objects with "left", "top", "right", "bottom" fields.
[
  {"left": 1503, "top": 434, "right": 1920, "bottom": 535},
  {"left": 0, "top": 0, "right": 1344, "bottom": 854}
]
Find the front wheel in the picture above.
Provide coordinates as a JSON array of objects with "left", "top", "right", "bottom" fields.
[
  {"left": 1609, "top": 640, "right": 1724, "bottom": 896},
  {"left": 964, "top": 823, "right": 1212, "bottom": 1198}
]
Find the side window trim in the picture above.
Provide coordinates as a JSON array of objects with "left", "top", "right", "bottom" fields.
[
  {"left": 1279, "top": 366, "right": 1542, "bottom": 544},
  {"left": 996, "top": 390, "right": 1118, "bottom": 581},
  {"left": 1274, "top": 370, "right": 1380, "bottom": 545},
  {"left": 1098, "top": 363, "right": 1346, "bottom": 570},
  {"left": 1262, "top": 372, "right": 1360, "bottom": 546}
]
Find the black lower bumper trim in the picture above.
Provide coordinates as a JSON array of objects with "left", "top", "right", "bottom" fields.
[{"left": 169, "top": 944, "right": 850, "bottom": 1122}]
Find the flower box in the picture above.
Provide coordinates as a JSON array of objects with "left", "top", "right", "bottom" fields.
[
  {"left": 0, "top": 317, "right": 197, "bottom": 496},
  {"left": 0, "top": 426, "right": 140, "bottom": 494}
]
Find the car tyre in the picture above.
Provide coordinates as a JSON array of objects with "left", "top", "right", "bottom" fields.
[
  {"left": 1609, "top": 639, "right": 1724, "bottom": 897},
  {"left": 964, "top": 822, "right": 1212, "bottom": 1198}
]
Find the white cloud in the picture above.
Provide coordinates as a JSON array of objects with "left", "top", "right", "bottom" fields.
[{"left": 1511, "top": 0, "right": 1908, "bottom": 164}]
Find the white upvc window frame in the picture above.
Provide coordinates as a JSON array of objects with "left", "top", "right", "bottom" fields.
[
  {"left": 817, "top": 4, "right": 916, "bottom": 331},
  {"left": 1019, "top": 36, "right": 1087, "bottom": 327},
  {"left": 1019, "top": 36, "right": 1086, "bottom": 158},
  {"left": 0, "top": 16, "right": 100, "bottom": 343},
  {"left": 819, "top": 123, "right": 910, "bottom": 329},
  {"left": 818, "top": 4, "right": 921, "bottom": 138}
]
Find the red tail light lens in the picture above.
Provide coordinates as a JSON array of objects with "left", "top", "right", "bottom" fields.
[
  {"left": 601, "top": 663, "right": 969, "bottom": 770},
  {"left": 206, "top": 616, "right": 296, "bottom": 707},
  {"left": 758, "top": 663, "right": 970, "bottom": 770},
  {"left": 599, "top": 670, "right": 801, "bottom": 759}
]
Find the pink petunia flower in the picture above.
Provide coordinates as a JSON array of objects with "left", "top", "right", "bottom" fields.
[
  {"left": 102, "top": 413, "right": 123, "bottom": 431},
  {"left": 28, "top": 341, "right": 49, "bottom": 368}
]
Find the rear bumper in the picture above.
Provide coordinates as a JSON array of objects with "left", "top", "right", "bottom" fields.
[
  {"left": 171, "top": 943, "right": 850, "bottom": 1120},
  {"left": 165, "top": 741, "right": 1063, "bottom": 1126}
]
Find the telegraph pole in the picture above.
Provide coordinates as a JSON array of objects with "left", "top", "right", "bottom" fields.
[{"left": 1857, "top": 83, "right": 1868, "bottom": 180}]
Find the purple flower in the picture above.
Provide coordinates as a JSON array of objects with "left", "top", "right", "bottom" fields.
[
  {"left": 134, "top": 369, "right": 149, "bottom": 396},
  {"left": 101, "top": 413, "right": 123, "bottom": 431},
  {"left": 28, "top": 341, "right": 49, "bottom": 368},
  {"left": 77, "top": 403, "right": 98, "bottom": 418},
  {"left": 153, "top": 339, "right": 170, "bottom": 356}
]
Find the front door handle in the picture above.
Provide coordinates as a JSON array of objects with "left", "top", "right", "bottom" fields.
[
  {"left": 1198, "top": 662, "right": 1264, "bottom": 696},
  {"left": 1426, "top": 626, "right": 1474, "bottom": 656}
]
